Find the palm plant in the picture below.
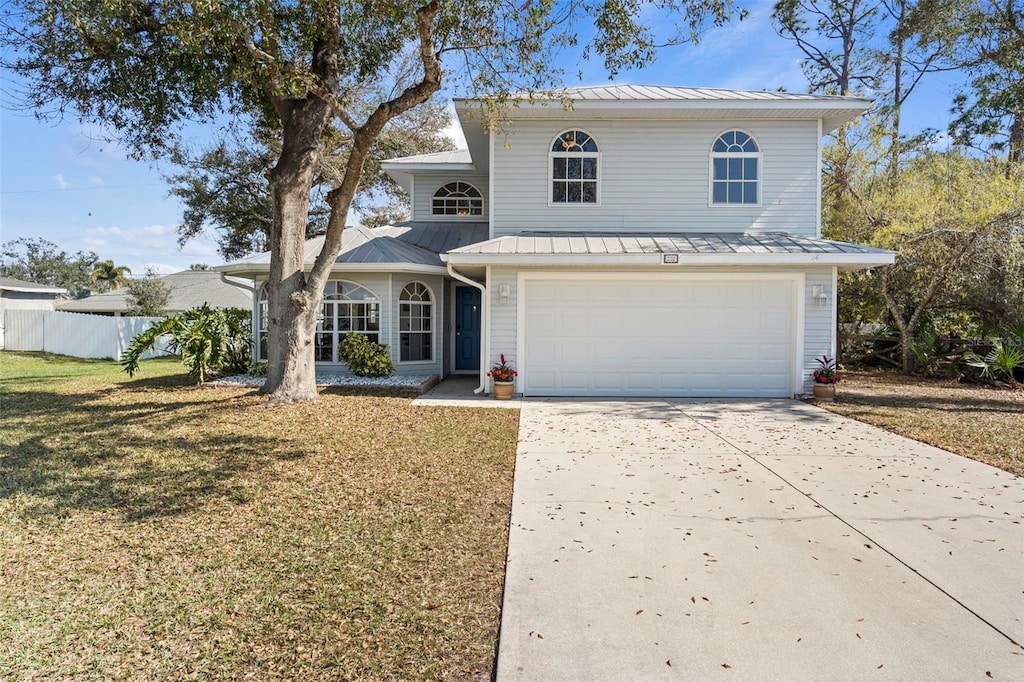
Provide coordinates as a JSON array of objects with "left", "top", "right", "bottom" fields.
[
  {"left": 91, "top": 259, "right": 131, "bottom": 291},
  {"left": 122, "top": 305, "right": 252, "bottom": 383}
]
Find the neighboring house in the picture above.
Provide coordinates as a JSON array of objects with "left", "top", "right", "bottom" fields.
[
  {"left": 220, "top": 85, "right": 895, "bottom": 397},
  {"left": 58, "top": 270, "right": 254, "bottom": 316},
  {"left": 0, "top": 277, "right": 67, "bottom": 349}
]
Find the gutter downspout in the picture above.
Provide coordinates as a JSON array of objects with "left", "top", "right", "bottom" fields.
[{"left": 446, "top": 262, "right": 487, "bottom": 394}]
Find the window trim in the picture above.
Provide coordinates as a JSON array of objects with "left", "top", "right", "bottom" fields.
[
  {"left": 431, "top": 181, "right": 484, "bottom": 218},
  {"left": 397, "top": 281, "right": 434, "bottom": 365},
  {"left": 708, "top": 129, "right": 762, "bottom": 208},
  {"left": 548, "top": 128, "right": 602, "bottom": 207},
  {"left": 258, "top": 280, "right": 381, "bottom": 364}
]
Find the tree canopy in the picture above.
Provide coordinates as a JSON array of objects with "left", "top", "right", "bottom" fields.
[
  {"left": 2, "top": 0, "right": 744, "bottom": 402},
  {"left": 0, "top": 237, "right": 97, "bottom": 297}
]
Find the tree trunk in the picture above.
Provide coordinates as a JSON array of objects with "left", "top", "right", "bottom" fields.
[
  {"left": 1008, "top": 111, "right": 1022, "bottom": 167},
  {"left": 262, "top": 103, "right": 332, "bottom": 404}
]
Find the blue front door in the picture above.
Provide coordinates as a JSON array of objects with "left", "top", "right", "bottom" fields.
[{"left": 455, "top": 286, "right": 481, "bottom": 371}]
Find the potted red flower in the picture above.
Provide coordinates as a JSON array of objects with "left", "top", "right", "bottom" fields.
[
  {"left": 811, "top": 355, "right": 842, "bottom": 401},
  {"left": 487, "top": 354, "right": 518, "bottom": 400}
]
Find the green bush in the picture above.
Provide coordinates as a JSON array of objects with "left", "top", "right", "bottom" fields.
[
  {"left": 338, "top": 333, "right": 394, "bottom": 377},
  {"left": 122, "top": 305, "right": 252, "bottom": 383},
  {"left": 247, "top": 361, "right": 268, "bottom": 377}
]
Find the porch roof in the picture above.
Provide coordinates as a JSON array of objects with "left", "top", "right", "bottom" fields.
[
  {"left": 218, "top": 221, "right": 489, "bottom": 278},
  {"left": 443, "top": 231, "right": 895, "bottom": 271}
]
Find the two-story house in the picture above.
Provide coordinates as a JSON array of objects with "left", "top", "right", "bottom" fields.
[{"left": 221, "top": 85, "right": 894, "bottom": 397}]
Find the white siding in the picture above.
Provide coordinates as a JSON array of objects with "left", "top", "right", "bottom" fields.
[
  {"left": 410, "top": 172, "right": 490, "bottom": 222},
  {"left": 801, "top": 267, "right": 837, "bottom": 393},
  {"left": 254, "top": 273, "right": 445, "bottom": 378},
  {"left": 491, "top": 119, "right": 819, "bottom": 236},
  {"left": 488, "top": 268, "right": 519, "bottom": 385},
  {"left": 390, "top": 273, "right": 445, "bottom": 376}
]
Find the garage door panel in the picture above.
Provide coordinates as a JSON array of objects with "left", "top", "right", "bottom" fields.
[{"left": 524, "top": 277, "right": 796, "bottom": 397}]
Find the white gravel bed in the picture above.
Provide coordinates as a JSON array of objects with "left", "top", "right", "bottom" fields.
[{"left": 210, "top": 373, "right": 434, "bottom": 389}]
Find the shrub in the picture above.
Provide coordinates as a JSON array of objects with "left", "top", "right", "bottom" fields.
[
  {"left": 247, "top": 361, "right": 268, "bottom": 377},
  {"left": 338, "top": 333, "right": 394, "bottom": 377},
  {"left": 122, "top": 305, "right": 252, "bottom": 383}
]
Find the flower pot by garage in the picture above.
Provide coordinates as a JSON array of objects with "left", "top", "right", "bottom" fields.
[
  {"left": 813, "top": 383, "right": 836, "bottom": 401},
  {"left": 493, "top": 381, "right": 515, "bottom": 400}
]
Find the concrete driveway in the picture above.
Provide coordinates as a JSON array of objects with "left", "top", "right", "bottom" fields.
[{"left": 497, "top": 399, "right": 1023, "bottom": 681}]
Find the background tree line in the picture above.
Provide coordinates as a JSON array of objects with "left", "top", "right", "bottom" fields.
[{"left": 773, "top": 0, "right": 1024, "bottom": 373}]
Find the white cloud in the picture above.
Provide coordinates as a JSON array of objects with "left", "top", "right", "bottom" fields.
[
  {"left": 90, "top": 176, "right": 104, "bottom": 185},
  {"left": 133, "top": 262, "right": 179, "bottom": 276},
  {"left": 52, "top": 173, "right": 68, "bottom": 189},
  {"left": 85, "top": 226, "right": 123, "bottom": 237}
]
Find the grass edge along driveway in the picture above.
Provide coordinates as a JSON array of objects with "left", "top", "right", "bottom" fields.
[
  {"left": 814, "top": 370, "right": 1023, "bottom": 477},
  {"left": 0, "top": 352, "right": 519, "bottom": 681}
]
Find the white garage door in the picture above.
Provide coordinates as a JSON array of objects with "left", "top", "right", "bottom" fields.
[{"left": 523, "top": 277, "right": 796, "bottom": 397}]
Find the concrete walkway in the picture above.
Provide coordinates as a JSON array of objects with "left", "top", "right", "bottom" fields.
[{"left": 497, "top": 399, "right": 1023, "bottom": 681}]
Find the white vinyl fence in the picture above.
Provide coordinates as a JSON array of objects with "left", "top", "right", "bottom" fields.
[{"left": 2, "top": 310, "right": 173, "bottom": 361}]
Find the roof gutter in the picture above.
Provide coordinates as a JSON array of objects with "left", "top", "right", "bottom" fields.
[
  {"left": 446, "top": 263, "right": 488, "bottom": 395},
  {"left": 444, "top": 252, "right": 895, "bottom": 270}
]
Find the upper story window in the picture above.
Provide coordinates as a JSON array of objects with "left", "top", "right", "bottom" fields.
[
  {"left": 432, "top": 182, "right": 483, "bottom": 216},
  {"left": 550, "top": 130, "right": 599, "bottom": 204},
  {"left": 710, "top": 130, "right": 760, "bottom": 205}
]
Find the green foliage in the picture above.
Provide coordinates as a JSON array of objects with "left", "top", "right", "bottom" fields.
[
  {"left": 0, "top": 237, "right": 97, "bottom": 298},
  {"left": 90, "top": 260, "right": 132, "bottom": 292},
  {"left": 337, "top": 333, "right": 394, "bottom": 378},
  {"left": 247, "top": 361, "right": 268, "bottom": 377},
  {"left": 125, "top": 272, "right": 171, "bottom": 317},
  {"left": 122, "top": 306, "right": 253, "bottom": 384},
  {"left": 1, "top": 0, "right": 742, "bottom": 401},
  {"left": 965, "top": 340, "right": 1024, "bottom": 385}
]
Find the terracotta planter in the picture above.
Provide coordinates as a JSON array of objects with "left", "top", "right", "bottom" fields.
[
  {"left": 493, "top": 381, "right": 515, "bottom": 400},
  {"left": 812, "top": 383, "right": 837, "bottom": 401}
]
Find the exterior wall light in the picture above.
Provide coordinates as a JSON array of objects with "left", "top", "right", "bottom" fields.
[
  {"left": 499, "top": 283, "right": 511, "bottom": 305},
  {"left": 812, "top": 285, "right": 829, "bottom": 308}
]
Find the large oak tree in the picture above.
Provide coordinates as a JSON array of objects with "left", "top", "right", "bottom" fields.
[{"left": 2, "top": 0, "right": 738, "bottom": 403}]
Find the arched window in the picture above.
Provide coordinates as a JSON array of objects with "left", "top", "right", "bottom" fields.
[
  {"left": 432, "top": 182, "right": 483, "bottom": 216},
  {"left": 257, "top": 285, "right": 270, "bottom": 361},
  {"left": 710, "top": 130, "right": 760, "bottom": 205},
  {"left": 399, "top": 282, "right": 433, "bottom": 362},
  {"left": 550, "top": 129, "right": 599, "bottom": 204},
  {"left": 314, "top": 281, "right": 380, "bottom": 363}
]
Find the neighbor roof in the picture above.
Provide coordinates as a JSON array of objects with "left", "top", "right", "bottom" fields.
[
  {"left": 218, "top": 222, "right": 490, "bottom": 277},
  {"left": 443, "top": 231, "right": 895, "bottom": 271},
  {"left": 58, "top": 270, "right": 254, "bottom": 313},
  {"left": 0, "top": 276, "right": 67, "bottom": 295}
]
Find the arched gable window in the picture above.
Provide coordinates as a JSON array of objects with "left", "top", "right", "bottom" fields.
[
  {"left": 710, "top": 130, "right": 760, "bottom": 205},
  {"left": 399, "top": 282, "right": 433, "bottom": 362},
  {"left": 432, "top": 182, "right": 483, "bottom": 216},
  {"left": 550, "top": 129, "right": 599, "bottom": 204}
]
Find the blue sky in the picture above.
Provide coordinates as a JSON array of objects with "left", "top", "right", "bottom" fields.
[{"left": 0, "top": 1, "right": 965, "bottom": 276}]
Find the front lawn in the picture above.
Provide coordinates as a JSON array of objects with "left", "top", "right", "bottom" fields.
[
  {"left": 0, "top": 352, "right": 519, "bottom": 680},
  {"left": 816, "top": 370, "right": 1024, "bottom": 476}
]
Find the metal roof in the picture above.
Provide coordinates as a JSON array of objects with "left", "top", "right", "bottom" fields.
[
  {"left": 0, "top": 276, "right": 67, "bottom": 295},
  {"left": 381, "top": 150, "right": 473, "bottom": 165},
  {"left": 527, "top": 85, "right": 866, "bottom": 103},
  {"left": 443, "top": 231, "right": 895, "bottom": 271},
  {"left": 218, "top": 221, "right": 490, "bottom": 277},
  {"left": 58, "top": 271, "right": 254, "bottom": 313}
]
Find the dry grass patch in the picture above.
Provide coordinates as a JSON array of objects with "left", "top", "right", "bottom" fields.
[
  {"left": 816, "top": 370, "right": 1023, "bottom": 476},
  {"left": 0, "top": 352, "right": 519, "bottom": 680}
]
